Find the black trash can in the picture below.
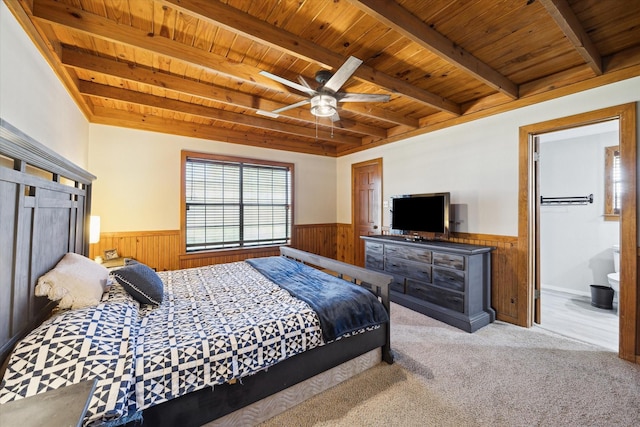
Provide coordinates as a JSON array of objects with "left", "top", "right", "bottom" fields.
[{"left": 590, "top": 285, "right": 614, "bottom": 309}]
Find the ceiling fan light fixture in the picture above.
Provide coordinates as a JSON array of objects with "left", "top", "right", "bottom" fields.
[{"left": 310, "top": 95, "right": 337, "bottom": 117}]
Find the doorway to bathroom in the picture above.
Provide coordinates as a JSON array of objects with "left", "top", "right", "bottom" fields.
[
  {"left": 519, "top": 103, "right": 638, "bottom": 361},
  {"left": 535, "top": 120, "right": 620, "bottom": 351}
]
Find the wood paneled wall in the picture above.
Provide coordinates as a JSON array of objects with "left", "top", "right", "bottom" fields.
[
  {"left": 89, "top": 224, "right": 341, "bottom": 271},
  {"left": 179, "top": 246, "right": 282, "bottom": 269},
  {"left": 90, "top": 225, "right": 520, "bottom": 325},
  {"left": 292, "top": 223, "right": 338, "bottom": 259},
  {"left": 337, "top": 223, "right": 355, "bottom": 264},
  {"left": 89, "top": 230, "right": 182, "bottom": 271}
]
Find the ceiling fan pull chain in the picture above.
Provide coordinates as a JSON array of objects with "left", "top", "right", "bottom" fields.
[{"left": 331, "top": 118, "right": 334, "bottom": 138}]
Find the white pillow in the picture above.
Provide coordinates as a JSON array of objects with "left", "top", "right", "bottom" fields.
[{"left": 35, "top": 252, "right": 109, "bottom": 309}]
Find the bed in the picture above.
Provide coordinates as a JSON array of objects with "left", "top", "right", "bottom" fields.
[{"left": 0, "top": 119, "right": 393, "bottom": 426}]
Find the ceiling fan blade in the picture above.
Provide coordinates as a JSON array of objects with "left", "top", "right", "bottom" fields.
[
  {"left": 272, "top": 99, "right": 311, "bottom": 114},
  {"left": 259, "top": 70, "right": 317, "bottom": 96},
  {"left": 256, "top": 110, "right": 279, "bottom": 118},
  {"left": 297, "top": 75, "right": 313, "bottom": 89},
  {"left": 338, "top": 93, "right": 391, "bottom": 103},
  {"left": 330, "top": 111, "right": 341, "bottom": 122},
  {"left": 322, "top": 56, "right": 363, "bottom": 93}
]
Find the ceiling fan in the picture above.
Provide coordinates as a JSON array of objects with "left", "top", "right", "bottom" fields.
[{"left": 257, "top": 56, "right": 390, "bottom": 122}]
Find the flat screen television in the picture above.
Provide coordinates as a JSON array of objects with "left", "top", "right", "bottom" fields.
[{"left": 390, "top": 192, "right": 450, "bottom": 236}]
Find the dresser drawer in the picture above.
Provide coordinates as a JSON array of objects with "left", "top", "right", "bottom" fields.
[
  {"left": 407, "top": 280, "right": 464, "bottom": 313},
  {"left": 433, "top": 252, "right": 465, "bottom": 270},
  {"left": 384, "top": 244, "right": 432, "bottom": 263},
  {"left": 432, "top": 267, "right": 465, "bottom": 292},
  {"left": 365, "top": 242, "right": 384, "bottom": 270},
  {"left": 365, "top": 253, "right": 384, "bottom": 270},
  {"left": 385, "top": 257, "right": 432, "bottom": 283},
  {"left": 365, "top": 241, "right": 384, "bottom": 255}
]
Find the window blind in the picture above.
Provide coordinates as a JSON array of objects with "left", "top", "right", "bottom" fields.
[{"left": 185, "top": 157, "right": 291, "bottom": 251}]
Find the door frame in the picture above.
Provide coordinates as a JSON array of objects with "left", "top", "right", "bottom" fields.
[
  {"left": 351, "top": 158, "right": 383, "bottom": 267},
  {"left": 518, "top": 103, "right": 637, "bottom": 362}
]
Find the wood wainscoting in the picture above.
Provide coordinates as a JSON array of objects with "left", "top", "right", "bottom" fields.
[
  {"left": 337, "top": 223, "right": 355, "bottom": 265},
  {"left": 89, "top": 230, "right": 182, "bottom": 271},
  {"left": 292, "top": 223, "right": 339, "bottom": 259},
  {"left": 89, "top": 225, "right": 521, "bottom": 326},
  {"left": 89, "top": 224, "right": 341, "bottom": 272}
]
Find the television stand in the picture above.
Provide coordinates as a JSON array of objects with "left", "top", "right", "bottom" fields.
[{"left": 361, "top": 235, "right": 495, "bottom": 332}]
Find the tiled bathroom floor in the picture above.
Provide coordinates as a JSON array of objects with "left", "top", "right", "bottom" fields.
[{"left": 535, "top": 288, "right": 618, "bottom": 352}]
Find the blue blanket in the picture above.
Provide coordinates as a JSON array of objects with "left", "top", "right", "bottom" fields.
[{"left": 247, "top": 256, "right": 389, "bottom": 341}]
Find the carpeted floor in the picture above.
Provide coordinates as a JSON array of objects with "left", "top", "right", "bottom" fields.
[{"left": 260, "top": 303, "right": 640, "bottom": 427}]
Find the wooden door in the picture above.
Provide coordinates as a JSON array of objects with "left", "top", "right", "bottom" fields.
[{"left": 352, "top": 158, "right": 382, "bottom": 267}]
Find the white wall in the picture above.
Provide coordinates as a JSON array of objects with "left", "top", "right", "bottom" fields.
[
  {"left": 88, "top": 125, "right": 336, "bottom": 232},
  {"left": 337, "top": 77, "right": 640, "bottom": 237},
  {"left": 0, "top": 2, "right": 89, "bottom": 167},
  {"left": 539, "top": 126, "right": 620, "bottom": 295}
]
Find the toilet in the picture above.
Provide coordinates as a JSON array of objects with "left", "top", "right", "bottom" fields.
[{"left": 607, "top": 244, "right": 620, "bottom": 295}]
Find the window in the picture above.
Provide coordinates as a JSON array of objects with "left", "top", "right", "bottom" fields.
[
  {"left": 182, "top": 151, "right": 293, "bottom": 252},
  {"left": 604, "top": 145, "right": 621, "bottom": 220}
]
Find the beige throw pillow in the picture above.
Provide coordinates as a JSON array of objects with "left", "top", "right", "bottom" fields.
[{"left": 35, "top": 252, "right": 109, "bottom": 309}]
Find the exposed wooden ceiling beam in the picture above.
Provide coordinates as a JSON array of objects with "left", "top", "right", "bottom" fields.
[
  {"left": 348, "top": 0, "right": 519, "bottom": 99},
  {"left": 159, "top": 0, "right": 461, "bottom": 116},
  {"left": 32, "top": 0, "right": 413, "bottom": 128},
  {"left": 326, "top": 102, "right": 417, "bottom": 128},
  {"left": 61, "top": 48, "right": 388, "bottom": 138},
  {"left": 79, "top": 81, "right": 362, "bottom": 146},
  {"left": 538, "top": 0, "right": 602, "bottom": 75},
  {"left": 31, "top": 0, "right": 284, "bottom": 90},
  {"left": 91, "top": 108, "right": 340, "bottom": 156}
]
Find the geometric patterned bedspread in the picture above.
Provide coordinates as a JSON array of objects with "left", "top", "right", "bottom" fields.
[
  {"left": 134, "top": 261, "right": 323, "bottom": 410},
  {"left": 0, "top": 261, "right": 325, "bottom": 426},
  {"left": 0, "top": 284, "right": 140, "bottom": 426}
]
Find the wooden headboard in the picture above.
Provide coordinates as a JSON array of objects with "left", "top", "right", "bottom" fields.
[{"left": 0, "top": 119, "right": 95, "bottom": 364}]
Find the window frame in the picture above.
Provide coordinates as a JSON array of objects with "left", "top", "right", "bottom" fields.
[
  {"left": 180, "top": 150, "right": 294, "bottom": 254},
  {"left": 604, "top": 145, "right": 620, "bottom": 221}
]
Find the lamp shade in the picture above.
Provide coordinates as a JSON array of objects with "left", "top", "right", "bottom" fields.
[
  {"left": 89, "top": 216, "right": 101, "bottom": 244},
  {"left": 310, "top": 95, "right": 337, "bottom": 117}
]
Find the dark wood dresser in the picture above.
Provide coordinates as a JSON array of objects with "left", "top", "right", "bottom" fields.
[{"left": 362, "top": 235, "right": 495, "bottom": 332}]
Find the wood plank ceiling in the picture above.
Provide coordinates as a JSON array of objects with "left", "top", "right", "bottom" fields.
[{"left": 6, "top": 0, "right": 640, "bottom": 156}]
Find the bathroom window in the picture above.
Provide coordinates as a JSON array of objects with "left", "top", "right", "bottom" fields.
[{"left": 604, "top": 145, "right": 620, "bottom": 220}]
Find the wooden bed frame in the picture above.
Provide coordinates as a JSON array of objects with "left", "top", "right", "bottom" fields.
[{"left": 0, "top": 119, "right": 394, "bottom": 426}]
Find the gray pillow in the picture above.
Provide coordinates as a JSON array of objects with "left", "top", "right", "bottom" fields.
[{"left": 112, "top": 263, "right": 164, "bottom": 305}]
